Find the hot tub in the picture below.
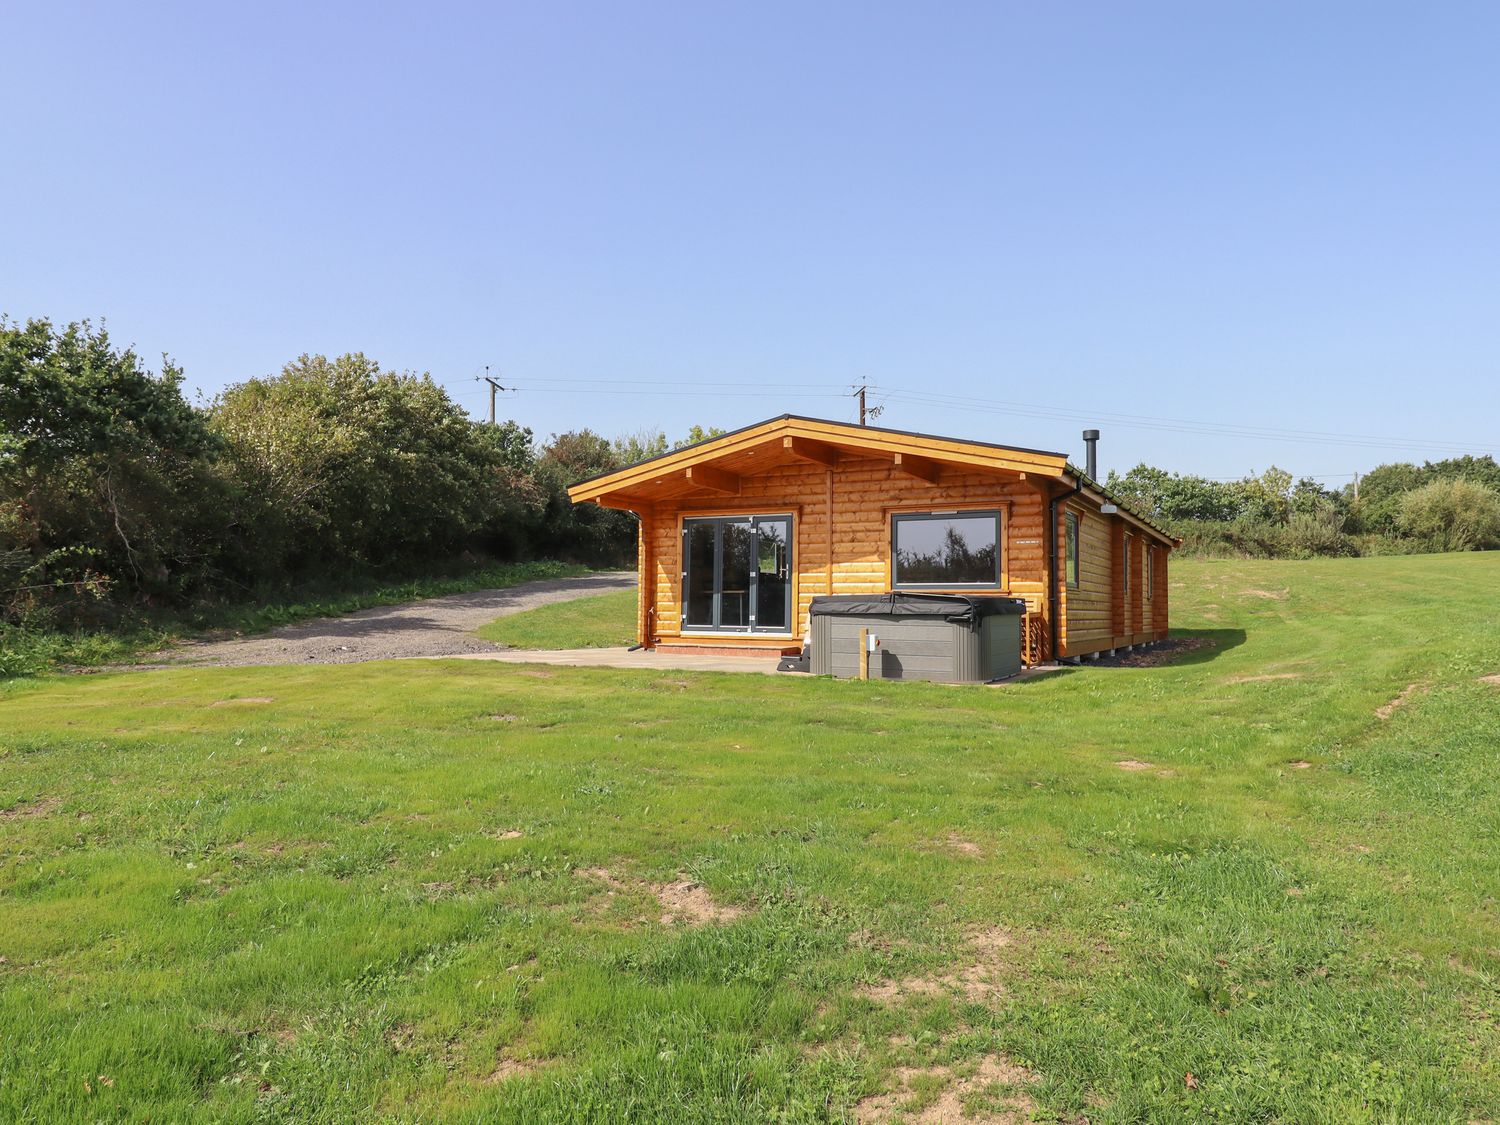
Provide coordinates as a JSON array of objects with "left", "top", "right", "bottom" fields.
[{"left": 808, "top": 593, "right": 1026, "bottom": 683}]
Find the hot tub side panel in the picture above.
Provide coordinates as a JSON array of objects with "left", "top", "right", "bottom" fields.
[
  {"left": 812, "top": 613, "right": 978, "bottom": 683},
  {"left": 978, "top": 615, "right": 1023, "bottom": 680}
]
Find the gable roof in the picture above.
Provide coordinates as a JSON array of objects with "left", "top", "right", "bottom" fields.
[{"left": 568, "top": 413, "right": 1176, "bottom": 545}]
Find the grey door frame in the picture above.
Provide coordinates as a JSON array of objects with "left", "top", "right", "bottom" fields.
[{"left": 681, "top": 514, "right": 793, "bottom": 633}]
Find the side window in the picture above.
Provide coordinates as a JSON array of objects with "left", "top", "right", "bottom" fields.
[{"left": 1064, "top": 512, "right": 1080, "bottom": 589}]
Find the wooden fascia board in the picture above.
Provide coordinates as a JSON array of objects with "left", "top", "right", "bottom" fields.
[
  {"left": 566, "top": 421, "right": 790, "bottom": 500},
  {"left": 568, "top": 416, "right": 1069, "bottom": 503},
  {"left": 683, "top": 463, "right": 741, "bottom": 495},
  {"left": 592, "top": 495, "right": 650, "bottom": 512},
  {"left": 787, "top": 420, "right": 1066, "bottom": 477}
]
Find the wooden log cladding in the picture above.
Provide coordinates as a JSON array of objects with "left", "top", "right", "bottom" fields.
[
  {"left": 1053, "top": 495, "right": 1171, "bottom": 659},
  {"left": 648, "top": 457, "right": 1046, "bottom": 640},
  {"left": 1150, "top": 544, "right": 1169, "bottom": 634},
  {"left": 637, "top": 511, "right": 651, "bottom": 644},
  {"left": 591, "top": 422, "right": 1174, "bottom": 659}
]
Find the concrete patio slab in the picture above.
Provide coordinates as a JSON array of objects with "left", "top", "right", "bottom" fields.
[
  {"left": 445, "top": 647, "right": 786, "bottom": 675},
  {"left": 446, "top": 647, "right": 1070, "bottom": 683}
]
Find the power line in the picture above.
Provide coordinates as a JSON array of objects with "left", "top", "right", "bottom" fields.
[
  {"left": 507, "top": 386, "right": 850, "bottom": 400},
  {"left": 497, "top": 376, "right": 852, "bottom": 389},
  {"left": 875, "top": 388, "right": 1492, "bottom": 456},
  {"left": 434, "top": 370, "right": 1494, "bottom": 459}
]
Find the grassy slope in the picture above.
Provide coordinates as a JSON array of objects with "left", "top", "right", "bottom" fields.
[
  {"left": 0, "top": 560, "right": 589, "bottom": 674},
  {"left": 475, "top": 590, "right": 637, "bottom": 649},
  {"left": 2, "top": 555, "right": 1499, "bottom": 1123}
]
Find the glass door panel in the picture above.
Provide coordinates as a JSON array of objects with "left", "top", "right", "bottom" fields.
[
  {"left": 684, "top": 521, "right": 716, "bottom": 628},
  {"left": 719, "top": 521, "right": 753, "bottom": 628},
  {"left": 683, "top": 515, "right": 793, "bottom": 633},
  {"left": 754, "top": 518, "right": 790, "bottom": 631}
]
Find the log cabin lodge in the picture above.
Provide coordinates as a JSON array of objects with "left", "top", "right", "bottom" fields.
[{"left": 567, "top": 415, "right": 1177, "bottom": 666}]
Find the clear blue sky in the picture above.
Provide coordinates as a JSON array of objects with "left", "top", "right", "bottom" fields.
[{"left": 4, "top": 1, "right": 1496, "bottom": 482}]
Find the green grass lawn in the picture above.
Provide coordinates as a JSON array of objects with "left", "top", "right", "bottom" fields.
[
  {"left": 3, "top": 555, "right": 1500, "bottom": 1123},
  {"left": 475, "top": 590, "right": 637, "bottom": 649}
]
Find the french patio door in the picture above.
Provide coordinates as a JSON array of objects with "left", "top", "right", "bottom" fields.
[{"left": 683, "top": 515, "right": 792, "bottom": 633}]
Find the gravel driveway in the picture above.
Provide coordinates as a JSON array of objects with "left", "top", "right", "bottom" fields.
[{"left": 150, "top": 571, "right": 636, "bottom": 667}]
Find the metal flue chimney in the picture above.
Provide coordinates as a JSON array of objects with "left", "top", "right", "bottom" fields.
[{"left": 1082, "top": 429, "right": 1100, "bottom": 481}]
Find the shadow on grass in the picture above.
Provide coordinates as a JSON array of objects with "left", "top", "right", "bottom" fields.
[
  {"left": 1167, "top": 628, "right": 1247, "bottom": 663},
  {"left": 1002, "top": 629, "right": 1247, "bottom": 684},
  {"left": 1087, "top": 628, "right": 1247, "bottom": 671}
]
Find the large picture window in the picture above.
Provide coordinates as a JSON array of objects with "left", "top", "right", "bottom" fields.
[
  {"left": 891, "top": 510, "right": 1002, "bottom": 589},
  {"left": 683, "top": 515, "right": 792, "bottom": 633}
]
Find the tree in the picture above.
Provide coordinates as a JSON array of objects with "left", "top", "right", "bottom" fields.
[
  {"left": 210, "top": 353, "right": 503, "bottom": 575},
  {"left": 1106, "top": 464, "right": 1243, "bottom": 524},
  {"left": 677, "top": 424, "right": 727, "bottom": 448},
  {"left": 612, "top": 428, "right": 669, "bottom": 465},
  {"left": 1425, "top": 455, "right": 1500, "bottom": 491},
  {"left": 534, "top": 430, "right": 635, "bottom": 565},
  {"left": 1238, "top": 467, "right": 1294, "bottom": 525},
  {"left": 0, "top": 317, "right": 226, "bottom": 615},
  {"left": 1350, "top": 461, "right": 1420, "bottom": 535},
  {"left": 1291, "top": 477, "right": 1343, "bottom": 517}
]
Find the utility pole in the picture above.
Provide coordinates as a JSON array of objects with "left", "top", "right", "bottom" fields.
[
  {"left": 852, "top": 380, "right": 882, "bottom": 426},
  {"left": 1353, "top": 471, "right": 1360, "bottom": 501},
  {"left": 477, "top": 366, "right": 508, "bottom": 425}
]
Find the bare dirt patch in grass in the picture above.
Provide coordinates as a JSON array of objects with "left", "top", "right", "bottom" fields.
[
  {"left": 576, "top": 867, "right": 746, "bottom": 927},
  {"left": 1115, "top": 759, "right": 1179, "bottom": 780},
  {"left": 1239, "top": 588, "right": 1289, "bottom": 600},
  {"left": 385, "top": 1023, "right": 416, "bottom": 1052},
  {"left": 859, "top": 976, "right": 947, "bottom": 1004},
  {"left": 1376, "top": 683, "right": 1424, "bottom": 720},
  {"left": 488, "top": 713, "right": 521, "bottom": 723},
  {"left": 854, "top": 1053, "right": 1037, "bottom": 1124},
  {"left": 1227, "top": 672, "right": 1303, "bottom": 684},
  {"left": 0, "top": 796, "right": 60, "bottom": 820},
  {"left": 1479, "top": 674, "right": 1500, "bottom": 687},
  {"left": 658, "top": 878, "right": 745, "bottom": 926},
  {"left": 1288, "top": 760, "right": 1313, "bottom": 769},
  {"left": 210, "top": 697, "right": 275, "bottom": 706},
  {"left": 486, "top": 1055, "right": 549, "bottom": 1083},
  {"left": 942, "top": 834, "right": 983, "bottom": 858},
  {"left": 859, "top": 927, "right": 1014, "bottom": 1006}
]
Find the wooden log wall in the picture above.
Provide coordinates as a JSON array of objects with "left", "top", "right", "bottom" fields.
[
  {"left": 633, "top": 457, "right": 1172, "bottom": 658},
  {"left": 644, "top": 456, "right": 1049, "bottom": 642},
  {"left": 1054, "top": 497, "right": 1173, "bottom": 658}
]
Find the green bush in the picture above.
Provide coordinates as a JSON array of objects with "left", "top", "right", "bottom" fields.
[
  {"left": 210, "top": 353, "right": 530, "bottom": 577},
  {"left": 1, "top": 322, "right": 643, "bottom": 630},
  {"left": 1282, "top": 504, "right": 1355, "bottom": 558},
  {"left": 0, "top": 317, "right": 230, "bottom": 618},
  {"left": 1397, "top": 479, "right": 1500, "bottom": 552}
]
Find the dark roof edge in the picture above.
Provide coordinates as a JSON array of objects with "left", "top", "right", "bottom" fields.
[
  {"left": 569, "top": 413, "right": 1068, "bottom": 490},
  {"left": 1063, "top": 463, "right": 1180, "bottom": 543}
]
